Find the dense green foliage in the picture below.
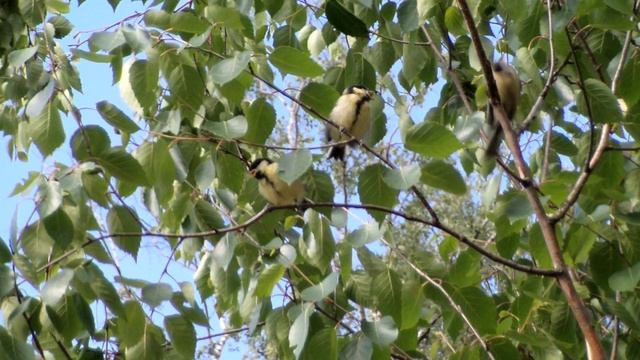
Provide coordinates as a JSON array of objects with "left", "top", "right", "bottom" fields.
[{"left": 1, "top": 0, "right": 640, "bottom": 359}]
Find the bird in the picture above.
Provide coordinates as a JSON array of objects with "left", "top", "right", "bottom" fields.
[
  {"left": 326, "top": 85, "right": 376, "bottom": 160},
  {"left": 248, "top": 158, "right": 305, "bottom": 206},
  {"left": 485, "top": 60, "right": 521, "bottom": 157}
]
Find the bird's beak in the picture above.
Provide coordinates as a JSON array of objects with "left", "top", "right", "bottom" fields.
[
  {"left": 367, "top": 90, "right": 376, "bottom": 98},
  {"left": 249, "top": 169, "right": 256, "bottom": 177}
]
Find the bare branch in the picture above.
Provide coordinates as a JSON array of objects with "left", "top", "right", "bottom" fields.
[{"left": 40, "top": 202, "right": 561, "bottom": 276}]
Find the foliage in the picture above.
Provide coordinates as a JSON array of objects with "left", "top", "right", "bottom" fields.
[{"left": 1, "top": 0, "right": 640, "bottom": 359}]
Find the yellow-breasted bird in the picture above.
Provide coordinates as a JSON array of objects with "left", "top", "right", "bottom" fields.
[
  {"left": 486, "top": 60, "right": 521, "bottom": 156},
  {"left": 326, "top": 85, "right": 376, "bottom": 160},
  {"left": 248, "top": 158, "right": 305, "bottom": 206}
]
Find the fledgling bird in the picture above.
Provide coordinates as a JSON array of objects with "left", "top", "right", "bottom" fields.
[
  {"left": 326, "top": 85, "right": 376, "bottom": 160},
  {"left": 486, "top": 60, "right": 521, "bottom": 157},
  {"left": 248, "top": 158, "right": 305, "bottom": 206}
]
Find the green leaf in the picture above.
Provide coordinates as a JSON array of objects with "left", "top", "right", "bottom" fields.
[
  {"left": 0, "top": 326, "right": 36, "bottom": 360},
  {"left": 204, "top": 116, "right": 248, "bottom": 139},
  {"left": 397, "top": 0, "right": 419, "bottom": 32},
  {"left": 301, "top": 272, "right": 339, "bottom": 302},
  {"left": 289, "top": 303, "right": 313, "bottom": 358},
  {"left": 86, "top": 265, "right": 124, "bottom": 317},
  {"left": 402, "top": 41, "right": 428, "bottom": 84},
  {"left": 405, "top": 122, "right": 462, "bottom": 158},
  {"left": 82, "top": 171, "right": 109, "bottom": 207},
  {"left": 25, "top": 79, "right": 55, "bottom": 118},
  {"left": 37, "top": 180, "right": 62, "bottom": 219},
  {"left": 346, "top": 223, "right": 382, "bottom": 248},
  {"left": 127, "top": 59, "right": 158, "bottom": 111},
  {"left": 204, "top": 5, "right": 253, "bottom": 36},
  {"left": 451, "top": 286, "right": 497, "bottom": 335},
  {"left": 8, "top": 46, "right": 38, "bottom": 67},
  {"left": 96, "top": 101, "right": 140, "bottom": 134},
  {"left": 93, "top": 147, "right": 149, "bottom": 186},
  {"left": 340, "top": 335, "right": 373, "bottom": 359},
  {"left": 447, "top": 250, "right": 481, "bottom": 287},
  {"left": 117, "top": 301, "right": 145, "bottom": 346},
  {"left": 121, "top": 26, "right": 151, "bottom": 53},
  {"left": 325, "top": 0, "right": 369, "bottom": 38},
  {"left": 269, "top": 46, "right": 323, "bottom": 77},
  {"left": 368, "top": 41, "right": 397, "bottom": 75},
  {"left": 383, "top": 165, "right": 420, "bottom": 190},
  {"left": 210, "top": 51, "right": 251, "bottom": 85},
  {"left": 362, "top": 316, "right": 398, "bottom": 346},
  {"left": 168, "top": 63, "right": 203, "bottom": 110},
  {"left": 43, "top": 208, "right": 74, "bottom": 249},
  {"left": 143, "top": 10, "right": 170, "bottom": 29},
  {"left": 400, "top": 278, "right": 424, "bottom": 330},
  {"left": 373, "top": 269, "right": 402, "bottom": 326},
  {"left": 141, "top": 282, "right": 173, "bottom": 308},
  {"left": 244, "top": 98, "right": 276, "bottom": 144},
  {"left": 420, "top": 160, "right": 467, "bottom": 195},
  {"left": 301, "top": 327, "right": 337, "bottom": 359},
  {"left": 576, "top": 78, "right": 624, "bottom": 123},
  {"left": 302, "top": 170, "right": 335, "bottom": 209},
  {"left": 0, "top": 240, "right": 11, "bottom": 263},
  {"left": 358, "top": 164, "right": 399, "bottom": 222},
  {"left": 41, "top": 270, "right": 74, "bottom": 305},
  {"left": 618, "top": 57, "right": 640, "bottom": 107},
  {"left": 125, "top": 323, "right": 164, "bottom": 360},
  {"left": 609, "top": 262, "right": 640, "bottom": 292},
  {"left": 107, "top": 206, "right": 141, "bottom": 258},
  {"left": 300, "top": 210, "right": 336, "bottom": 271},
  {"left": 170, "top": 12, "right": 209, "bottom": 34},
  {"left": 70, "top": 125, "right": 111, "bottom": 161},
  {"left": 494, "top": 190, "right": 533, "bottom": 221},
  {"left": 299, "top": 82, "right": 340, "bottom": 118},
  {"left": 256, "top": 265, "right": 286, "bottom": 298},
  {"left": 550, "top": 131, "right": 578, "bottom": 156},
  {"left": 164, "top": 315, "right": 196, "bottom": 359},
  {"left": 29, "top": 101, "right": 65, "bottom": 156},
  {"left": 444, "top": 6, "right": 466, "bottom": 36},
  {"left": 135, "top": 139, "right": 176, "bottom": 205},
  {"left": 276, "top": 150, "right": 312, "bottom": 184}
]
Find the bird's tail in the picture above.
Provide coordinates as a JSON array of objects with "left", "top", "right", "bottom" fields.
[
  {"left": 485, "top": 126, "right": 503, "bottom": 157},
  {"left": 327, "top": 145, "right": 346, "bottom": 161}
]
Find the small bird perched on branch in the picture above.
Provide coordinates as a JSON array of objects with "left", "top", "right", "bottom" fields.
[
  {"left": 248, "top": 158, "right": 305, "bottom": 206},
  {"left": 326, "top": 85, "right": 376, "bottom": 160},
  {"left": 486, "top": 59, "right": 521, "bottom": 157}
]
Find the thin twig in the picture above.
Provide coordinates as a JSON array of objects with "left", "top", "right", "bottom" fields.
[
  {"left": 385, "top": 239, "right": 495, "bottom": 360},
  {"left": 541, "top": 118, "right": 553, "bottom": 182}
]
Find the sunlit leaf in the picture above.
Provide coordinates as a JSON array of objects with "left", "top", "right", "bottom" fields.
[
  {"left": 210, "top": 51, "right": 251, "bottom": 85},
  {"left": 301, "top": 272, "right": 339, "bottom": 302},
  {"left": 276, "top": 150, "right": 312, "bottom": 184},
  {"left": 362, "top": 316, "right": 398, "bottom": 346},
  {"left": 405, "top": 122, "right": 462, "bottom": 158},
  {"left": 269, "top": 46, "right": 323, "bottom": 77}
]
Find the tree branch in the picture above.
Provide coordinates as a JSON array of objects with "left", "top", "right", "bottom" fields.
[
  {"left": 455, "top": 0, "right": 605, "bottom": 358},
  {"left": 40, "top": 202, "right": 561, "bottom": 276}
]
